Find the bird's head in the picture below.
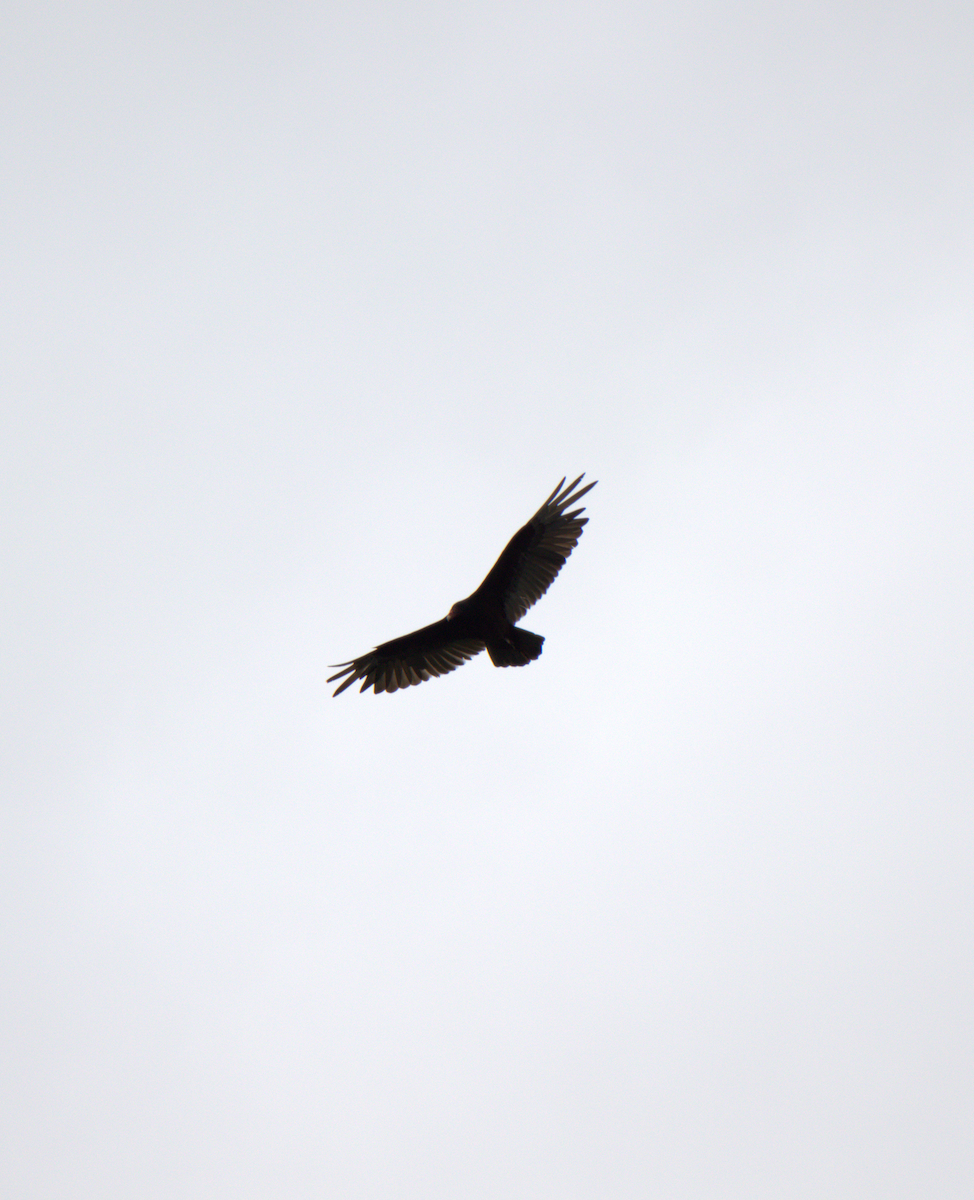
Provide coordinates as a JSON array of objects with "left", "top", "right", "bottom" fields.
[{"left": 447, "top": 598, "right": 467, "bottom": 621}]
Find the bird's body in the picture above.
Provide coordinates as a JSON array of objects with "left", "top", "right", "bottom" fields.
[{"left": 328, "top": 474, "right": 595, "bottom": 696}]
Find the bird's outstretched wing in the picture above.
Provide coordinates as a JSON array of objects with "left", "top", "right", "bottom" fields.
[
  {"left": 327, "top": 618, "right": 486, "bottom": 696},
  {"left": 474, "top": 474, "right": 597, "bottom": 624}
]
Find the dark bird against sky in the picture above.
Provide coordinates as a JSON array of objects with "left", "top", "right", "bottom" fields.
[{"left": 329, "top": 475, "right": 596, "bottom": 695}]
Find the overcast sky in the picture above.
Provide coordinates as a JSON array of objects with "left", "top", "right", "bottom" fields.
[{"left": 3, "top": 2, "right": 973, "bottom": 1196}]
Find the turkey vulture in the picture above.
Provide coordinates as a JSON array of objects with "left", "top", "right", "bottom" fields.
[{"left": 328, "top": 474, "right": 596, "bottom": 696}]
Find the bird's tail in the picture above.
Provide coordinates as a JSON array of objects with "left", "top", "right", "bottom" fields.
[{"left": 488, "top": 627, "right": 544, "bottom": 667}]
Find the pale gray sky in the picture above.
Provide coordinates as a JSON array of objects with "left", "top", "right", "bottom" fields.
[{"left": 3, "top": 2, "right": 973, "bottom": 1197}]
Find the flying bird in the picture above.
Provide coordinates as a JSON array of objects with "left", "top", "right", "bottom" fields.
[{"left": 328, "top": 474, "right": 596, "bottom": 696}]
